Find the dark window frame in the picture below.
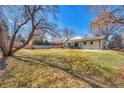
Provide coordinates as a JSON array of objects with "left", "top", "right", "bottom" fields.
[
  {"left": 68, "top": 43, "right": 71, "bottom": 45},
  {"left": 84, "top": 42, "right": 87, "bottom": 45},
  {"left": 90, "top": 41, "right": 93, "bottom": 45}
]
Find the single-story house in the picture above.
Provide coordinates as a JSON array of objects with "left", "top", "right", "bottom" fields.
[
  {"left": 51, "top": 40, "right": 63, "bottom": 48},
  {"left": 63, "top": 36, "right": 105, "bottom": 49}
]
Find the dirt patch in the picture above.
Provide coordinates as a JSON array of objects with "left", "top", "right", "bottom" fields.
[
  {"left": 115, "top": 66, "right": 124, "bottom": 87},
  {"left": 118, "top": 66, "right": 124, "bottom": 79}
]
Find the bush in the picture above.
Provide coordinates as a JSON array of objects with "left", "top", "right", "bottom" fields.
[
  {"left": 108, "top": 34, "right": 123, "bottom": 49},
  {"left": 32, "top": 39, "right": 50, "bottom": 45}
]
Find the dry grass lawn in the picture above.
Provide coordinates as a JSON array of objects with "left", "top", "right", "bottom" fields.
[{"left": 0, "top": 49, "right": 124, "bottom": 88}]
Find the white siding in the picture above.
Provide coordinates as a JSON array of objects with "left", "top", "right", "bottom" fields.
[
  {"left": 64, "top": 39, "right": 105, "bottom": 49},
  {"left": 78, "top": 40, "right": 104, "bottom": 49}
]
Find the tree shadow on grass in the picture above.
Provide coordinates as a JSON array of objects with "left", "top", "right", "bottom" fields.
[
  {"left": 0, "top": 57, "right": 8, "bottom": 70},
  {"left": 12, "top": 55, "right": 105, "bottom": 88}
]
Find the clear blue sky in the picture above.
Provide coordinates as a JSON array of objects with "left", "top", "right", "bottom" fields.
[
  {"left": 56, "top": 5, "right": 93, "bottom": 36},
  {"left": 6, "top": 5, "right": 94, "bottom": 37},
  {"left": 5, "top": 5, "right": 120, "bottom": 37}
]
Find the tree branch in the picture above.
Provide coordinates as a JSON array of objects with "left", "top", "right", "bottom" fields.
[{"left": 8, "top": 18, "right": 29, "bottom": 53}]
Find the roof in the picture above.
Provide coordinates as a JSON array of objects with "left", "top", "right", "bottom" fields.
[
  {"left": 64, "top": 36, "right": 105, "bottom": 43},
  {"left": 51, "top": 40, "right": 62, "bottom": 44}
]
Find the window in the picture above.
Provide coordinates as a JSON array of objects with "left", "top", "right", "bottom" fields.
[
  {"left": 84, "top": 42, "right": 86, "bottom": 45},
  {"left": 90, "top": 41, "right": 93, "bottom": 45},
  {"left": 74, "top": 42, "right": 79, "bottom": 48}
]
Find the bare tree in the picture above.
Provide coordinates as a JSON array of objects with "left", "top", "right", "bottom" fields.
[
  {"left": 52, "top": 29, "right": 65, "bottom": 43},
  {"left": 0, "top": 5, "right": 58, "bottom": 57},
  {"left": 88, "top": 6, "right": 123, "bottom": 24},
  {"left": 62, "top": 28, "right": 76, "bottom": 41},
  {"left": 89, "top": 6, "right": 124, "bottom": 48},
  {"left": 51, "top": 27, "right": 76, "bottom": 43}
]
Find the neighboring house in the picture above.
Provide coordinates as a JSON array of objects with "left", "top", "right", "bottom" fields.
[
  {"left": 51, "top": 40, "right": 63, "bottom": 48},
  {"left": 63, "top": 36, "right": 105, "bottom": 49}
]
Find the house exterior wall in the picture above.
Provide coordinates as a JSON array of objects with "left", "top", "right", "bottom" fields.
[
  {"left": 78, "top": 40, "right": 104, "bottom": 49},
  {"left": 64, "top": 39, "right": 105, "bottom": 49}
]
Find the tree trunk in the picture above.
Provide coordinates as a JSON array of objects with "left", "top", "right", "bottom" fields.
[
  {"left": 104, "top": 36, "right": 109, "bottom": 49},
  {"left": 7, "top": 51, "right": 14, "bottom": 56},
  {"left": 1, "top": 50, "right": 14, "bottom": 57}
]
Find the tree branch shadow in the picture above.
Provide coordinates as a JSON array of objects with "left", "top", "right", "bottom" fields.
[
  {"left": 12, "top": 55, "right": 104, "bottom": 88},
  {"left": 0, "top": 57, "right": 8, "bottom": 70}
]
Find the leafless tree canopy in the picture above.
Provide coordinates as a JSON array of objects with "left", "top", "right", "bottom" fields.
[
  {"left": 0, "top": 5, "right": 59, "bottom": 57},
  {"left": 51, "top": 27, "right": 76, "bottom": 43},
  {"left": 89, "top": 5, "right": 124, "bottom": 48},
  {"left": 62, "top": 28, "right": 76, "bottom": 41}
]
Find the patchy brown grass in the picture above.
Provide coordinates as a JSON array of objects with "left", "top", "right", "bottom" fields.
[{"left": 0, "top": 49, "right": 124, "bottom": 88}]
